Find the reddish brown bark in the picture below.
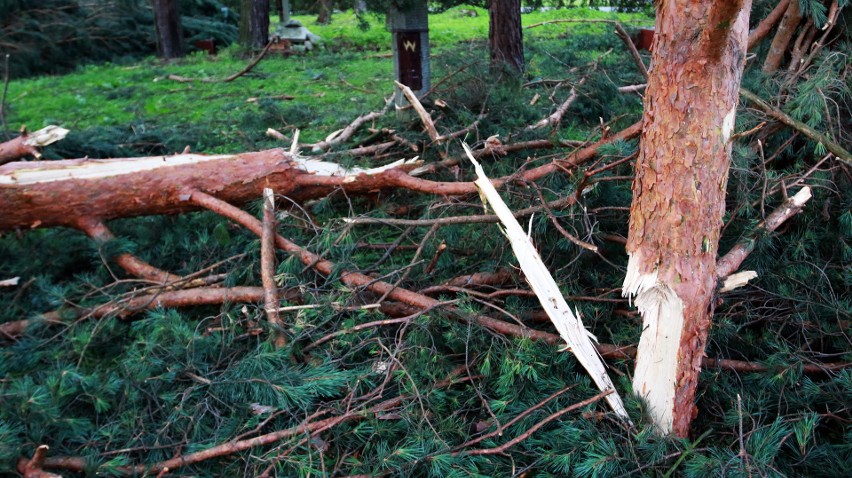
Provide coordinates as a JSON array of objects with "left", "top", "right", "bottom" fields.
[
  {"left": 762, "top": 0, "right": 802, "bottom": 72},
  {"left": 76, "top": 217, "right": 182, "bottom": 283},
  {"left": 748, "top": 0, "right": 791, "bottom": 49},
  {"left": 0, "top": 123, "right": 641, "bottom": 233},
  {"left": 0, "top": 135, "right": 40, "bottom": 165},
  {"left": 489, "top": 0, "right": 525, "bottom": 73},
  {"left": 624, "top": 0, "right": 752, "bottom": 437}
]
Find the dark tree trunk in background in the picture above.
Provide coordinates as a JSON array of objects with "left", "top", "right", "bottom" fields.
[
  {"left": 275, "top": 0, "right": 285, "bottom": 23},
  {"left": 622, "top": 0, "right": 752, "bottom": 437},
  {"left": 489, "top": 0, "right": 525, "bottom": 73},
  {"left": 152, "top": 0, "right": 183, "bottom": 59},
  {"left": 317, "top": 0, "right": 332, "bottom": 24},
  {"left": 240, "top": 0, "right": 270, "bottom": 50}
]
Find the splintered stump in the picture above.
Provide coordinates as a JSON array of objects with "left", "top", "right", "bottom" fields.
[
  {"left": 0, "top": 149, "right": 419, "bottom": 231},
  {"left": 622, "top": 0, "right": 752, "bottom": 436}
]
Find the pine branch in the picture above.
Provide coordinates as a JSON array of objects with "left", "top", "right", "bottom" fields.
[{"left": 740, "top": 89, "right": 852, "bottom": 167}]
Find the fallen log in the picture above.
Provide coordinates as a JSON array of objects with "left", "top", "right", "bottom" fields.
[
  {"left": 0, "top": 150, "right": 420, "bottom": 231},
  {"left": 0, "top": 123, "right": 642, "bottom": 232},
  {"left": 0, "top": 125, "right": 69, "bottom": 165}
]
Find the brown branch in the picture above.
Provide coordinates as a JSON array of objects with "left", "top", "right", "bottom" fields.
[
  {"left": 261, "top": 188, "right": 286, "bottom": 347},
  {"left": 165, "top": 40, "right": 275, "bottom": 83},
  {"left": 309, "top": 105, "right": 390, "bottom": 152},
  {"left": 740, "top": 89, "right": 852, "bottom": 166},
  {"left": 345, "top": 195, "right": 575, "bottom": 227},
  {"left": 0, "top": 125, "right": 69, "bottom": 165},
  {"left": 748, "top": 0, "right": 791, "bottom": 49},
  {"left": 450, "top": 385, "right": 577, "bottom": 453},
  {"left": 762, "top": 0, "right": 802, "bottom": 72},
  {"left": 716, "top": 187, "right": 812, "bottom": 278},
  {"left": 613, "top": 22, "right": 648, "bottom": 80},
  {"left": 457, "top": 389, "right": 614, "bottom": 456},
  {"left": 75, "top": 217, "right": 182, "bottom": 284},
  {"left": 1, "top": 286, "right": 300, "bottom": 340}
]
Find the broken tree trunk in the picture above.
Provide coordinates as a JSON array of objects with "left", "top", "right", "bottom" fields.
[
  {"left": 0, "top": 150, "right": 419, "bottom": 231},
  {"left": 0, "top": 123, "right": 640, "bottom": 232},
  {"left": 622, "top": 0, "right": 752, "bottom": 437}
]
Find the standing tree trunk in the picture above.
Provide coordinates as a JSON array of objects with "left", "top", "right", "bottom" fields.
[
  {"left": 317, "top": 0, "right": 332, "bottom": 24},
  {"left": 622, "top": 0, "right": 752, "bottom": 437},
  {"left": 240, "top": 0, "right": 270, "bottom": 50},
  {"left": 488, "top": 0, "right": 525, "bottom": 74},
  {"left": 151, "top": 0, "right": 184, "bottom": 59}
]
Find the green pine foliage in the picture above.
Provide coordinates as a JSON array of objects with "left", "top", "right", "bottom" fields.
[{"left": 1, "top": 5, "right": 850, "bottom": 478}]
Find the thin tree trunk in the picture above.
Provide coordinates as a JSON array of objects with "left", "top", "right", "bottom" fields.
[
  {"left": 622, "top": 0, "right": 752, "bottom": 437},
  {"left": 489, "top": 0, "right": 525, "bottom": 74},
  {"left": 762, "top": 0, "right": 802, "bottom": 72},
  {"left": 317, "top": 0, "right": 332, "bottom": 24},
  {"left": 151, "top": 0, "right": 184, "bottom": 59},
  {"left": 240, "top": 0, "right": 270, "bottom": 50}
]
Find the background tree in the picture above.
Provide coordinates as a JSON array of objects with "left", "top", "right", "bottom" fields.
[
  {"left": 152, "top": 0, "right": 184, "bottom": 58},
  {"left": 489, "top": 0, "right": 525, "bottom": 74},
  {"left": 240, "top": 0, "right": 270, "bottom": 50},
  {"left": 622, "top": 0, "right": 753, "bottom": 436}
]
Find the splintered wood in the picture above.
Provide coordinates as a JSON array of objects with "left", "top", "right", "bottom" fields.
[{"left": 463, "top": 143, "right": 629, "bottom": 420}]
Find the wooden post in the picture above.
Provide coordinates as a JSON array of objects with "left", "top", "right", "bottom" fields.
[{"left": 390, "top": 0, "right": 431, "bottom": 110}]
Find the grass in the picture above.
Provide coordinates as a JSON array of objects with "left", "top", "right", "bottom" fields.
[{"left": 3, "top": 6, "right": 650, "bottom": 155}]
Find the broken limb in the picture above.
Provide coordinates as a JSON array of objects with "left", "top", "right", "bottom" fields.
[
  {"left": 75, "top": 217, "right": 182, "bottom": 284},
  {"left": 0, "top": 121, "right": 640, "bottom": 233},
  {"left": 455, "top": 389, "right": 614, "bottom": 457},
  {"left": 0, "top": 125, "right": 69, "bottom": 165},
  {"left": 394, "top": 81, "right": 440, "bottom": 142},
  {"left": 308, "top": 102, "right": 391, "bottom": 152},
  {"left": 262, "top": 188, "right": 286, "bottom": 347},
  {"left": 0, "top": 150, "right": 422, "bottom": 231},
  {"left": 0, "top": 286, "right": 300, "bottom": 340},
  {"left": 748, "top": 0, "right": 791, "bottom": 49},
  {"left": 164, "top": 40, "right": 276, "bottom": 83},
  {"left": 466, "top": 143, "right": 628, "bottom": 418},
  {"left": 740, "top": 89, "right": 852, "bottom": 167},
  {"left": 716, "top": 186, "right": 812, "bottom": 279}
]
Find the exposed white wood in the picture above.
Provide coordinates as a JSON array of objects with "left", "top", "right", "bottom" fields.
[
  {"left": 463, "top": 143, "right": 630, "bottom": 420},
  {"left": 1, "top": 151, "right": 422, "bottom": 187},
  {"left": 0, "top": 277, "right": 20, "bottom": 287},
  {"left": 0, "top": 153, "right": 236, "bottom": 185},
  {"left": 720, "top": 270, "right": 758, "bottom": 292},
  {"left": 622, "top": 250, "right": 684, "bottom": 434},
  {"left": 295, "top": 156, "right": 421, "bottom": 181},
  {"left": 23, "top": 125, "right": 69, "bottom": 148}
]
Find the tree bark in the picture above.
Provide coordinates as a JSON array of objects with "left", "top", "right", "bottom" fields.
[
  {"left": 489, "top": 0, "right": 525, "bottom": 74},
  {"left": 762, "top": 0, "right": 801, "bottom": 72},
  {"left": 317, "top": 0, "right": 332, "bottom": 24},
  {"left": 0, "top": 150, "right": 417, "bottom": 231},
  {"left": 622, "top": 0, "right": 752, "bottom": 437},
  {"left": 748, "top": 0, "right": 790, "bottom": 50},
  {"left": 240, "top": 0, "right": 270, "bottom": 50},
  {"left": 0, "top": 122, "right": 639, "bottom": 232},
  {"left": 151, "top": 0, "right": 184, "bottom": 59}
]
